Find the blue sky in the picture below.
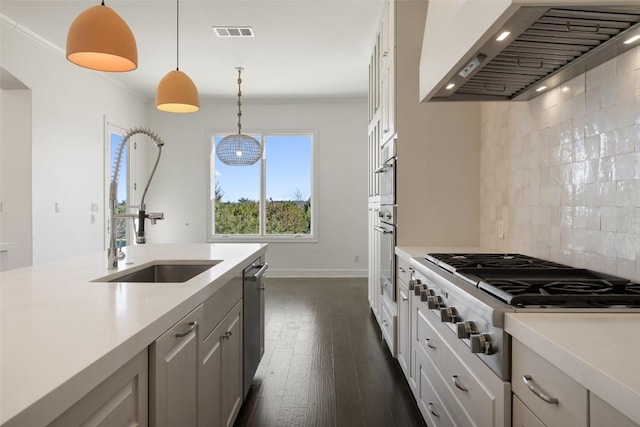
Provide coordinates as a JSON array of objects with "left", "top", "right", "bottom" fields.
[{"left": 214, "top": 134, "right": 312, "bottom": 202}]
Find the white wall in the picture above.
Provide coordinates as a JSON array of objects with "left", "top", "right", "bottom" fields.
[
  {"left": 480, "top": 43, "right": 640, "bottom": 281},
  {"left": 1, "top": 18, "right": 149, "bottom": 264},
  {"left": 147, "top": 99, "right": 368, "bottom": 277},
  {"left": 0, "top": 86, "right": 32, "bottom": 269}
]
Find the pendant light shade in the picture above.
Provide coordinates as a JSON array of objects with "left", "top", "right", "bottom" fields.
[
  {"left": 156, "top": 70, "right": 200, "bottom": 113},
  {"left": 66, "top": 2, "right": 137, "bottom": 72},
  {"left": 216, "top": 68, "right": 262, "bottom": 166},
  {"left": 155, "top": 0, "right": 199, "bottom": 113}
]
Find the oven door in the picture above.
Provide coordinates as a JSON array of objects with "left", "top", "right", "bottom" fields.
[
  {"left": 375, "top": 158, "right": 395, "bottom": 205},
  {"left": 375, "top": 221, "right": 395, "bottom": 302}
]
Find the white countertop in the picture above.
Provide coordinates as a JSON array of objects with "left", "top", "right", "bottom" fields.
[
  {"left": 395, "top": 246, "right": 495, "bottom": 260},
  {"left": 506, "top": 313, "right": 640, "bottom": 424},
  {"left": 0, "top": 243, "right": 266, "bottom": 427}
]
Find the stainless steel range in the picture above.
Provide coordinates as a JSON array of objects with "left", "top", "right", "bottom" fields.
[{"left": 409, "top": 253, "right": 640, "bottom": 381}]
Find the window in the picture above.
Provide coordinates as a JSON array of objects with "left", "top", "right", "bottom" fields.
[{"left": 210, "top": 132, "right": 316, "bottom": 241}]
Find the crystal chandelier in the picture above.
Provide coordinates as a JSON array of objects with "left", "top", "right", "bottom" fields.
[{"left": 216, "top": 68, "right": 262, "bottom": 165}]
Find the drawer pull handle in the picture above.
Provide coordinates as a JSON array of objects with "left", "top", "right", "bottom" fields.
[
  {"left": 399, "top": 267, "right": 406, "bottom": 272},
  {"left": 428, "top": 403, "right": 440, "bottom": 418},
  {"left": 452, "top": 375, "right": 468, "bottom": 392},
  {"left": 402, "top": 296, "right": 408, "bottom": 302},
  {"left": 425, "top": 338, "right": 436, "bottom": 349},
  {"left": 175, "top": 321, "right": 198, "bottom": 338},
  {"left": 522, "top": 375, "right": 559, "bottom": 404},
  {"left": 223, "top": 331, "right": 233, "bottom": 339}
]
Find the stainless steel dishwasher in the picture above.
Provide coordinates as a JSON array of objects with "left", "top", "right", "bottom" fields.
[{"left": 243, "top": 259, "right": 267, "bottom": 398}]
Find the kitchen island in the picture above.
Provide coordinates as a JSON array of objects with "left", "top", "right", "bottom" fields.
[{"left": 0, "top": 243, "right": 266, "bottom": 427}]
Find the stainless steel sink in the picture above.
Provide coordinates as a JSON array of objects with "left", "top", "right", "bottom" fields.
[{"left": 93, "top": 261, "right": 221, "bottom": 283}]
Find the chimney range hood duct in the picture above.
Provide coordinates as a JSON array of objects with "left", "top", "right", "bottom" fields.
[{"left": 431, "top": 6, "right": 640, "bottom": 102}]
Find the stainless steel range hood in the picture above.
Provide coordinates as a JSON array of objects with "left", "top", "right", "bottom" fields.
[{"left": 426, "top": 5, "right": 640, "bottom": 102}]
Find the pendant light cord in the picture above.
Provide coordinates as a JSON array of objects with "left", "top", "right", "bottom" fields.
[
  {"left": 176, "top": 0, "right": 180, "bottom": 71},
  {"left": 237, "top": 68, "right": 243, "bottom": 134}
]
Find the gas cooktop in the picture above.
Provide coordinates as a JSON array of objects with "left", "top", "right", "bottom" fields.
[{"left": 424, "top": 253, "right": 640, "bottom": 308}]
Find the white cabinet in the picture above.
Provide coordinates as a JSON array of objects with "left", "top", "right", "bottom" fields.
[
  {"left": 396, "top": 257, "right": 411, "bottom": 381},
  {"left": 590, "top": 393, "right": 638, "bottom": 427},
  {"left": 49, "top": 349, "right": 148, "bottom": 427},
  {"left": 416, "top": 304, "right": 508, "bottom": 427},
  {"left": 200, "top": 300, "right": 243, "bottom": 427},
  {"left": 151, "top": 278, "right": 245, "bottom": 427},
  {"left": 512, "top": 395, "right": 545, "bottom": 427},
  {"left": 512, "top": 338, "right": 588, "bottom": 427},
  {"left": 368, "top": 204, "right": 381, "bottom": 320},
  {"left": 150, "top": 305, "right": 204, "bottom": 427}
]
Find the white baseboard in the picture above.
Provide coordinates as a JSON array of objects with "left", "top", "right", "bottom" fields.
[{"left": 266, "top": 268, "right": 367, "bottom": 278}]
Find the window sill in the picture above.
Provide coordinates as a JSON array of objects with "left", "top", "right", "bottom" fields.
[{"left": 208, "top": 235, "right": 318, "bottom": 244}]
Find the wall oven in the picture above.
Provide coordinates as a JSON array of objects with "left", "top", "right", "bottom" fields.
[
  {"left": 375, "top": 205, "right": 396, "bottom": 302},
  {"left": 375, "top": 141, "right": 395, "bottom": 205},
  {"left": 374, "top": 139, "right": 396, "bottom": 302}
]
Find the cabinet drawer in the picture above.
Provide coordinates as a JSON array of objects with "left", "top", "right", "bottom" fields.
[
  {"left": 417, "top": 305, "right": 495, "bottom": 427},
  {"left": 512, "top": 338, "right": 587, "bottom": 427},
  {"left": 397, "top": 256, "right": 412, "bottom": 285},
  {"left": 380, "top": 300, "right": 396, "bottom": 356},
  {"left": 415, "top": 346, "right": 455, "bottom": 427},
  {"left": 513, "top": 395, "right": 545, "bottom": 427}
]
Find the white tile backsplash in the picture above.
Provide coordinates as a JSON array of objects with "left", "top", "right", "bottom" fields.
[{"left": 480, "top": 43, "right": 640, "bottom": 281}]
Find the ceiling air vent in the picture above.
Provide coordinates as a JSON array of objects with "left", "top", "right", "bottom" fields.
[{"left": 212, "top": 27, "right": 255, "bottom": 38}]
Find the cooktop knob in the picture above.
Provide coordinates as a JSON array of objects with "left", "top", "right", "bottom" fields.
[
  {"left": 440, "top": 307, "right": 457, "bottom": 323},
  {"left": 427, "top": 295, "right": 442, "bottom": 309},
  {"left": 408, "top": 278, "right": 421, "bottom": 291},
  {"left": 414, "top": 284, "right": 427, "bottom": 296},
  {"left": 420, "top": 288, "right": 434, "bottom": 301},
  {"left": 456, "top": 321, "right": 476, "bottom": 339},
  {"left": 470, "top": 333, "right": 494, "bottom": 355}
]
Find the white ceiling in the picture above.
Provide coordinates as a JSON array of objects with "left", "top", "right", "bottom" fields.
[{"left": 0, "top": 0, "right": 384, "bottom": 101}]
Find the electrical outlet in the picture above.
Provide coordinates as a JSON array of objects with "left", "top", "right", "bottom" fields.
[
  {"left": 497, "top": 221, "right": 504, "bottom": 239},
  {"left": 91, "top": 213, "right": 96, "bottom": 224},
  {"left": 91, "top": 203, "right": 99, "bottom": 212},
  {"left": 55, "top": 201, "right": 61, "bottom": 213},
  {"left": 354, "top": 255, "right": 360, "bottom": 263}
]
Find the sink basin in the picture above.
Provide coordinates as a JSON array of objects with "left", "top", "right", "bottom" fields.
[{"left": 94, "top": 261, "right": 220, "bottom": 283}]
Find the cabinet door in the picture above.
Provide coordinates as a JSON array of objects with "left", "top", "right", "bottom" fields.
[
  {"left": 397, "top": 279, "right": 411, "bottom": 378},
  {"left": 150, "top": 305, "right": 203, "bottom": 427},
  {"left": 221, "top": 301, "right": 243, "bottom": 427},
  {"left": 199, "top": 300, "right": 243, "bottom": 427},
  {"left": 200, "top": 321, "right": 223, "bottom": 427},
  {"left": 49, "top": 349, "right": 148, "bottom": 427},
  {"left": 513, "top": 395, "right": 545, "bottom": 427}
]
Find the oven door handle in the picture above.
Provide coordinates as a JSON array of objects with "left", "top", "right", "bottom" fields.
[
  {"left": 373, "top": 163, "right": 393, "bottom": 174},
  {"left": 374, "top": 226, "right": 393, "bottom": 234}
]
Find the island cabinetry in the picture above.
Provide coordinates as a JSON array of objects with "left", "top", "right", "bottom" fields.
[
  {"left": 49, "top": 349, "right": 148, "bottom": 427},
  {"left": 200, "top": 300, "right": 243, "bottom": 427},
  {"left": 150, "top": 304, "right": 204, "bottom": 426},
  {"left": 151, "top": 276, "right": 244, "bottom": 427},
  {"left": 512, "top": 338, "right": 588, "bottom": 427},
  {"left": 512, "top": 395, "right": 545, "bottom": 427}
]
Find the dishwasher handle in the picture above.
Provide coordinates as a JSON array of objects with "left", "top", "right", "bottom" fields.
[{"left": 246, "top": 263, "right": 268, "bottom": 281}]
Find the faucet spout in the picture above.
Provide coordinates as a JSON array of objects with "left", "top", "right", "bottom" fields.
[{"left": 108, "top": 127, "right": 165, "bottom": 269}]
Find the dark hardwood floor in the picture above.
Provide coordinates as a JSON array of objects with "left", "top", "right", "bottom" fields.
[{"left": 234, "top": 278, "right": 426, "bottom": 427}]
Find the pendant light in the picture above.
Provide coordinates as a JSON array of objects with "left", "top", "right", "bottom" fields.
[
  {"left": 66, "top": 1, "right": 138, "bottom": 72},
  {"left": 156, "top": 0, "right": 200, "bottom": 113},
  {"left": 216, "top": 68, "right": 262, "bottom": 166}
]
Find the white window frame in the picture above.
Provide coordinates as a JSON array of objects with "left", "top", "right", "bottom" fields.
[
  {"left": 208, "top": 130, "right": 318, "bottom": 243},
  {"left": 104, "top": 120, "right": 137, "bottom": 250}
]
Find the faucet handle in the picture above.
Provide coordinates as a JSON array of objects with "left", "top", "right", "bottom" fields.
[{"left": 148, "top": 212, "right": 164, "bottom": 224}]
